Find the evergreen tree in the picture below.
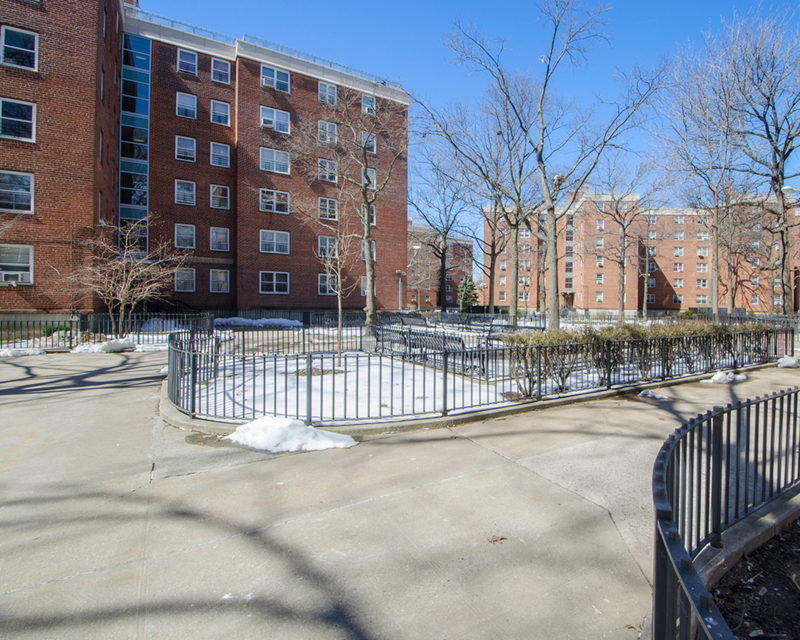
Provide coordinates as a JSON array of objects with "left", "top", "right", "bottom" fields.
[{"left": 457, "top": 275, "right": 478, "bottom": 311}]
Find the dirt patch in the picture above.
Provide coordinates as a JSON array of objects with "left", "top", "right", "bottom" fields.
[{"left": 714, "top": 517, "right": 800, "bottom": 638}]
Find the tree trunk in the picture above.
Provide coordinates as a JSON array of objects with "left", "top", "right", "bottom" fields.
[
  {"left": 617, "top": 229, "right": 626, "bottom": 326},
  {"left": 711, "top": 206, "right": 720, "bottom": 317},
  {"left": 546, "top": 206, "right": 560, "bottom": 329},
  {"left": 364, "top": 209, "right": 377, "bottom": 325},
  {"left": 508, "top": 226, "right": 519, "bottom": 325}
]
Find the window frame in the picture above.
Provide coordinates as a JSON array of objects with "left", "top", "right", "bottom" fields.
[
  {"left": 363, "top": 167, "right": 377, "bottom": 189},
  {"left": 595, "top": 291, "right": 604, "bottom": 303},
  {"left": 0, "top": 170, "right": 33, "bottom": 213},
  {"left": 211, "top": 58, "right": 231, "bottom": 84},
  {"left": 596, "top": 219, "right": 605, "bottom": 231},
  {"left": 1, "top": 26, "right": 39, "bottom": 71},
  {"left": 174, "top": 180, "right": 196, "bottom": 206},
  {"left": 259, "top": 230, "right": 290, "bottom": 255},
  {"left": 319, "top": 197, "right": 338, "bottom": 220},
  {"left": 673, "top": 278, "right": 684, "bottom": 288},
  {"left": 362, "top": 94, "right": 376, "bottom": 115},
  {"left": 697, "top": 263, "right": 709, "bottom": 273},
  {"left": 361, "top": 131, "right": 376, "bottom": 154},
  {"left": 209, "top": 269, "right": 230, "bottom": 294},
  {"left": 318, "top": 273, "right": 337, "bottom": 296},
  {"left": 318, "top": 81, "right": 337, "bottom": 105},
  {"left": 0, "top": 243, "right": 33, "bottom": 284},
  {"left": 176, "top": 92, "right": 197, "bottom": 119},
  {"left": 318, "top": 235, "right": 337, "bottom": 258},
  {"left": 177, "top": 49, "right": 198, "bottom": 75},
  {"left": 260, "top": 189, "right": 290, "bottom": 214},
  {"left": 210, "top": 142, "right": 230, "bottom": 168},
  {"left": 260, "top": 271, "right": 290, "bottom": 294},
  {"left": 210, "top": 227, "right": 230, "bottom": 252},
  {"left": 673, "top": 294, "right": 683, "bottom": 304},
  {"left": 174, "top": 223, "right": 196, "bottom": 249},
  {"left": 175, "top": 136, "right": 196, "bottom": 162},
  {"left": 210, "top": 185, "right": 230, "bottom": 210},
  {"left": 174, "top": 268, "right": 196, "bottom": 293},
  {"left": 261, "top": 65, "right": 290, "bottom": 93},
  {"left": 210, "top": 100, "right": 230, "bottom": 126},
  {"left": 318, "top": 159, "right": 337, "bottom": 183},
  {"left": 260, "top": 148, "right": 290, "bottom": 174},
  {"left": 673, "top": 263, "right": 684, "bottom": 273},
  {"left": 261, "top": 106, "right": 290, "bottom": 134},
  {"left": 318, "top": 120, "right": 337, "bottom": 144},
  {"left": 595, "top": 273, "right": 603, "bottom": 285},
  {"left": 0, "top": 98, "right": 36, "bottom": 142}
]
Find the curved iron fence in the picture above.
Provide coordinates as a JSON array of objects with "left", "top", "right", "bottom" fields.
[
  {"left": 652, "top": 388, "right": 800, "bottom": 639},
  {"left": 167, "top": 327, "right": 792, "bottom": 424}
]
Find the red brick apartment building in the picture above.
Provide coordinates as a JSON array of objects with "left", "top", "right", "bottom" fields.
[
  {"left": 485, "top": 195, "right": 800, "bottom": 315},
  {"left": 0, "top": 1, "right": 409, "bottom": 313},
  {"left": 406, "top": 224, "right": 473, "bottom": 310}
]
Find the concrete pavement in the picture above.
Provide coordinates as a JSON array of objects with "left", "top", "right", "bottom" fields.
[{"left": 1, "top": 351, "right": 798, "bottom": 639}]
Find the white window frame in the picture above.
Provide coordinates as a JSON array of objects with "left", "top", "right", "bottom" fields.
[
  {"left": 674, "top": 215, "right": 684, "bottom": 225},
  {"left": 595, "top": 237, "right": 604, "bottom": 249},
  {"left": 319, "top": 197, "right": 338, "bottom": 220},
  {"left": 261, "top": 65, "right": 290, "bottom": 93},
  {"left": 647, "top": 277, "right": 656, "bottom": 289},
  {"left": 318, "top": 236, "right": 337, "bottom": 258},
  {"left": 260, "top": 189, "right": 290, "bottom": 214},
  {"left": 318, "top": 120, "right": 337, "bottom": 144},
  {"left": 0, "top": 243, "right": 33, "bottom": 284},
  {"left": 210, "top": 142, "right": 230, "bottom": 168},
  {"left": 260, "top": 148, "right": 290, "bottom": 174},
  {"left": 697, "top": 263, "right": 709, "bottom": 273},
  {"left": 595, "top": 291, "right": 604, "bottom": 303},
  {"left": 210, "top": 185, "right": 230, "bottom": 210},
  {"left": 362, "top": 204, "right": 375, "bottom": 226},
  {"left": 174, "top": 268, "right": 195, "bottom": 293},
  {"left": 696, "top": 294, "right": 708, "bottom": 305},
  {"left": 673, "top": 263, "right": 684, "bottom": 273},
  {"left": 318, "top": 273, "right": 337, "bottom": 296},
  {"left": 1, "top": 26, "right": 38, "bottom": 71},
  {"left": 751, "top": 276, "right": 760, "bottom": 286},
  {"left": 649, "top": 262, "right": 657, "bottom": 273},
  {"left": 177, "top": 49, "right": 197, "bottom": 75},
  {"left": 210, "top": 227, "right": 230, "bottom": 252},
  {"left": 362, "top": 94, "right": 376, "bottom": 115},
  {"left": 210, "top": 269, "right": 230, "bottom": 293},
  {"left": 174, "top": 223, "right": 196, "bottom": 249},
  {"left": 674, "top": 231, "right": 684, "bottom": 241},
  {"left": 674, "top": 246, "right": 684, "bottom": 257},
  {"left": 673, "top": 278, "right": 684, "bottom": 288},
  {"left": 499, "top": 276, "right": 507, "bottom": 286},
  {"left": 361, "top": 240, "right": 376, "bottom": 261},
  {"left": 362, "top": 131, "right": 376, "bottom": 154},
  {"left": 318, "top": 82, "right": 337, "bottom": 105},
  {"left": 596, "top": 219, "right": 604, "bottom": 231},
  {"left": 647, "top": 293, "right": 656, "bottom": 304},
  {"left": 697, "top": 279, "right": 708, "bottom": 289},
  {"left": 697, "top": 231, "right": 709, "bottom": 242},
  {"left": 0, "top": 170, "right": 33, "bottom": 213},
  {"left": 175, "top": 180, "right": 196, "bottom": 206},
  {"left": 596, "top": 256, "right": 604, "bottom": 267},
  {"left": 648, "top": 230, "right": 657, "bottom": 240},
  {"left": 0, "top": 98, "right": 36, "bottom": 142},
  {"left": 697, "top": 247, "right": 709, "bottom": 258},
  {"left": 260, "top": 271, "right": 289, "bottom": 294},
  {"left": 175, "top": 136, "right": 196, "bottom": 162},
  {"left": 673, "top": 294, "right": 683, "bottom": 304},
  {"left": 261, "top": 106, "right": 290, "bottom": 134},
  {"left": 211, "top": 59, "right": 230, "bottom": 84},
  {"left": 519, "top": 228, "right": 530, "bottom": 239},
  {"left": 751, "top": 293, "right": 759, "bottom": 305},
  {"left": 210, "top": 100, "right": 230, "bottom": 126},
  {"left": 259, "top": 230, "right": 290, "bottom": 255},
  {"left": 595, "top": 273, "right": 603, "bottom": 285},
  {"left": 176, "top": 92, "right": 196, "bottom": 119},
  {"left": 363, "top": 167, "right": 377, "bottom": 189},
  {"left": 499, "top": 291, "right": 506, "bottom": 301},
  {"left": 318, "top": 159, "right": 337, "bottom": 182}
]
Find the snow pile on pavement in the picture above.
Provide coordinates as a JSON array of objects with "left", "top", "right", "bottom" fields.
[
  {"left": 639, "top": 389, "right": 669, "bottom": 400},
  {"left": 701, "top": 371, "right": 747, "bottom": 384},
  {"left": 160, "top": 365, "right": 169, "bottom": 375},
  {"left": 139, "top": 318, "right": 185, "bottom": 333},
  {"left": 777, "top": 355, "right": 800, "bottom": 368},
  {"left": 0, "top": 347, "right": 46, "bottom": 357},
  {"left": 72, "top": 339, "right": 135, "bottom": 353},
  {"left": 224, "top": 416, "right": 357, "bottom": 453},
  {"left": 134, "top": 343, "right": 169, "bottom": 352},
  {"left": 214, "top": 317, "right": 303, "bottom": 329}
]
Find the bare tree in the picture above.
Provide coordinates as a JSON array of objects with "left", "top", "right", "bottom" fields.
[
  {"left": 287, "top": 86, "right": 407, "bottom": 325},
  {"left": 71, "top": 220, "right": 186, "bottom": 338}
]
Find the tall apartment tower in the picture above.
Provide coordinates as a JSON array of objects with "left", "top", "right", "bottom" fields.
[{"left": 0, "top": 2, "right": 409, "bottom": 314}]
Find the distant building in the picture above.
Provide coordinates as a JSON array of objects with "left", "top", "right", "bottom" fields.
[{"left": 407, "top": 224, "right": 473, "bottom": 310}]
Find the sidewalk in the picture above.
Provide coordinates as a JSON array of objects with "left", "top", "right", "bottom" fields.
[{"left": 1, "top": 351, "right": 797, "bottom": 639}]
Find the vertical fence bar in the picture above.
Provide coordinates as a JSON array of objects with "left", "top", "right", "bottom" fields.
[
  {"left": 305, "top": 352, "right": 312, "bottom": 425},
  {"left": 710, "top": 407, "right": 724, "bottom": 548},
  {"left": 442, "top": 350, "right": 448, "bottom": 416},
  {"left": 536, "top": 345, "right": 542, "bottom": 402}
]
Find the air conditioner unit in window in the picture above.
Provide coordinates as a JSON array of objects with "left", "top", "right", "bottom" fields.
[
  {"left": 2, "top": 272, "right": 21, "bottom": 282},
  {"left": 365, "top": 106, "right": 376, "bottom": 115},
  {"left": 261, "top": 119, "right": 274, "bottom": 129},
  {"left": 261, "top": 78, "right": 274, "bottom": 88}
]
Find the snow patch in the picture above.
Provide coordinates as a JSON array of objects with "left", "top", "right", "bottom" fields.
[
  {"left": 224, "top": 416, "right": 357, "bottom": 453},
  {"left": 71, "top": 339, "right": 135, "bottom": 353},
  {"left": 639, "top": 389, "right": 669, "bottom": 400},
  {"left": 214, "top": 317, "right": 303, "bottom": 329},
  {"left": 0, "top": 347, "right": 46, "bottom": 357},
  {"left": 160, "top": 365, "right": 169, "bottom": 375},
  {"left": 134, "top": 343, "right": 169, "bottom": 352},
  {"left": 777, "top": 355, "right": 799, "bottom": 368},
  {"left": 701, "top": 371, "right": 747, "bottom": 384}
]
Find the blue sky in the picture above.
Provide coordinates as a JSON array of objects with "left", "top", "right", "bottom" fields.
[{"left": 140, "top": 0, "right": 794, "bottom": 110}]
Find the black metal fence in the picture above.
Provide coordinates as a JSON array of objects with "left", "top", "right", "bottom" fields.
[
  {"left": 0, "top": 313, "right": 212, "bottom": 351},
  {"left": 652, "top": 387, "right": 800, "bottom": 639},
  {"left": 166, "top": 328, "right": 792, "bottom": 424}
]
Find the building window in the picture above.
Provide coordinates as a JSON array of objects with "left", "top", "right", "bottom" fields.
[
  {"left": 499, "top": 291, "right": 506, "bottom": 301},
  {"left": 260, "top": 230, "right": 290, "bottom": 254},
  {"left": 673, "top": 263, "right": 684, "bottom": 272},
  {"left": 519, "top": 228, "right": 530, "bottom": 239},
  {"left": 261, "top": 271, "right": 289, "bottom": 294},
  {"left": 499, "top": 275, "right": 507, "bottom": 286},
  {"left": 696, "top": 295, "right": 708, "bottom": 305},
  {"left": 649, "top": 262, "right": 657, "bottom": 272},
  {"left": 751, "top": 275, "right": 760, "bottom": 286},
  {"left": 697, "top": 263, "right": 709, "bottom": 273},
  {"left": 318, "top": 236, "right": 337, "bottom": 258},
  {"left": 210, "top": 142, "right": 230, "bottom": 168},
  {"left": 595, "top": 273, "right": 603, "bottom": 285},
  {"left": 751, "top": 293, "right": 759, "bottom": 305},
  {"left": 175, "top": 136, "right": 196, "bottom": 162},
  {"left": 361, "top": 276, "right": 368, "bottom": 297},
  {"left": 0, "top": 244, "right": 32, "bottom": 284},
  {"left": 319, "top": 198, "right": 337, "bottom": 220},
  {"left": 674, "top": 215, "right": 684, "bottom": 225},
  {"left": 752, "top": 239, "right": 760, "bottom": 250},
  {"left": 595, "top": 291, "right": 603, "bottom": 303},
  {"left": 648, "top": 230, "right": 657, "bottom": 240},
  {"left": 674, "top": 246, "right": 684, "bottom": 257},
  {"left": 647, "top": 294, "right": 655, "bottom": 304},
  {"left": 362, "top": 94, "right": 376, "bottom": 114},
  {"left": 595, "top": 237, "right": 604, "bottom": 249},
  {"left": 210, "top": 227, "right": 229, "bottom": 252},
  {"left": 499, "top": 260, "right": 506, "bottom": 271},
  {"left": 564, "top": 277, "right": 574, "bottom": 289},
  {"left": 697, "top": 231, "right": 709, "bottom": 242},
  {"left": 0, "top": 171, "right": 33, "bottom": 213},
  {"left": 520, "top": 260, "right": 531, "bottom": 271},
  {"left": 774, "top": 294, "right": 783, "bottom": 306},
  {"left": 363, "top": 167, "right": 377, "bottom": 189},
  {"left": 210, "top": 269, "right": 229, "bottom": 293},
  {"left": 318, "top": 120, "right": 337, "bottom": 143},
  {"left": 362, "top": 204, "right": 376, "bottom": 226},
  {"left": 318, "top": 274, "right": 337, "bottom": 295},
  {"left": 361, "top": 240, "right": 376, "bottom": 261},
  {"left": 410, "top": 293, "right": 417, "bottom": 303},
  {"left": 262, "top": 66, "right": 290, "bottom": 92},
  {"left": 751, "top": 257, "right": 759, "bottom": 267},
  {"left": 260, "top": 189, "right": 289, "bottom": 214},
  {"left": 425, "top": 294, "right": 431, "bottom": 302},
  {"left": 446, "top": 285, "right": 453, "bottom": 292},
  {"left": 673, "top": 278, "right": 684, "bottom": 288},
  {"left": 596, "top": 219, "right": 604, "bottom": 231},
  {"left": 176, "top": 92, "right": 196, "bottom": 119},
  {"left": 518, "top": 291, "right": 529, "bottom": 301},
  {"left": 647, "top": 246, "right": 657, "bottom": 257},
  {"left": 177, "top": 49, "right": 197, "bottom": 74},
  {"left": 174, "top": 224, "right": 195, "bottom": 249},
  {"left": 446, "top": 274, "right": 454, "bottom": 281},
  {"left": 259, "top": 106, "right": 290, "bottom": 134},
  {"left": 0, "top": 98, "right": 35, "bottom": 141},
  {"left": 697, "top": 247, "right": 709, "bottom": 258},
  {"left": 210, "top": 185, "right": 229, "bottom": 209},
  {"left": 647, "top": 277, "right": 656, "bottom": 289},
  {"left": 261, "top": 148, "right": 290, "bottom": 174},
  {"left": 696, "top": 279, "right": 708, "bottom": 289},
  {"left": 175, "top": 180, "right": 196, "bottom": 205},
  {"left": 212, "top": 59, "right": 230, "bottom": 83},
  {"left": 674, "top": 231, "right": 684, "bottom": 241},
  {"left": 362, "top": 131, "right": 376, "bottom": 154},
  {"left": 211, "top": 100, "right": 230, "bottom": 126},
  {"left": 319, "top": 82, "right": 337, "bottom": 105},
  {"left": 519, "top": 243, "right": 531, "bottom": 254},
  {"left": 1, "top": 27, "right": 38, "bottom": 70},
  {"left": 596, "top": 256, "right": 604, "bottom": 267},
  {"left": 174, "top": 268, "right": 195, "bottom": 292},
  {"left": 673, "top": 294, "right": 683, "bottom": 304},
  {"left": 318, "top": 159, "right": 337, "bottom": 182},
  {"left": 565, "top": 230, "right": 574, "bottom": 242}
]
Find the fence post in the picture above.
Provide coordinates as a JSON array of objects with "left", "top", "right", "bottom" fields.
[
  {"left": 660, "top": 337, "right": 667, "bottom": 381},
  {"left": 305, "top": 352, "right": 313, "bottom": 425},
  {"left": 442, "top": 350, "right": 448, "bottom": 416},
  {"left": 536, "top": 345, "right": 542, "bottom": 402},
  {"left": 710, "top": 407, "right": 724, "bottom": 548},
  {"left": 190, "top": 335, "right": 197, "bottom": 419},
  {"left": 605, "top": 340, "right": 612, "bottom": 390}
]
